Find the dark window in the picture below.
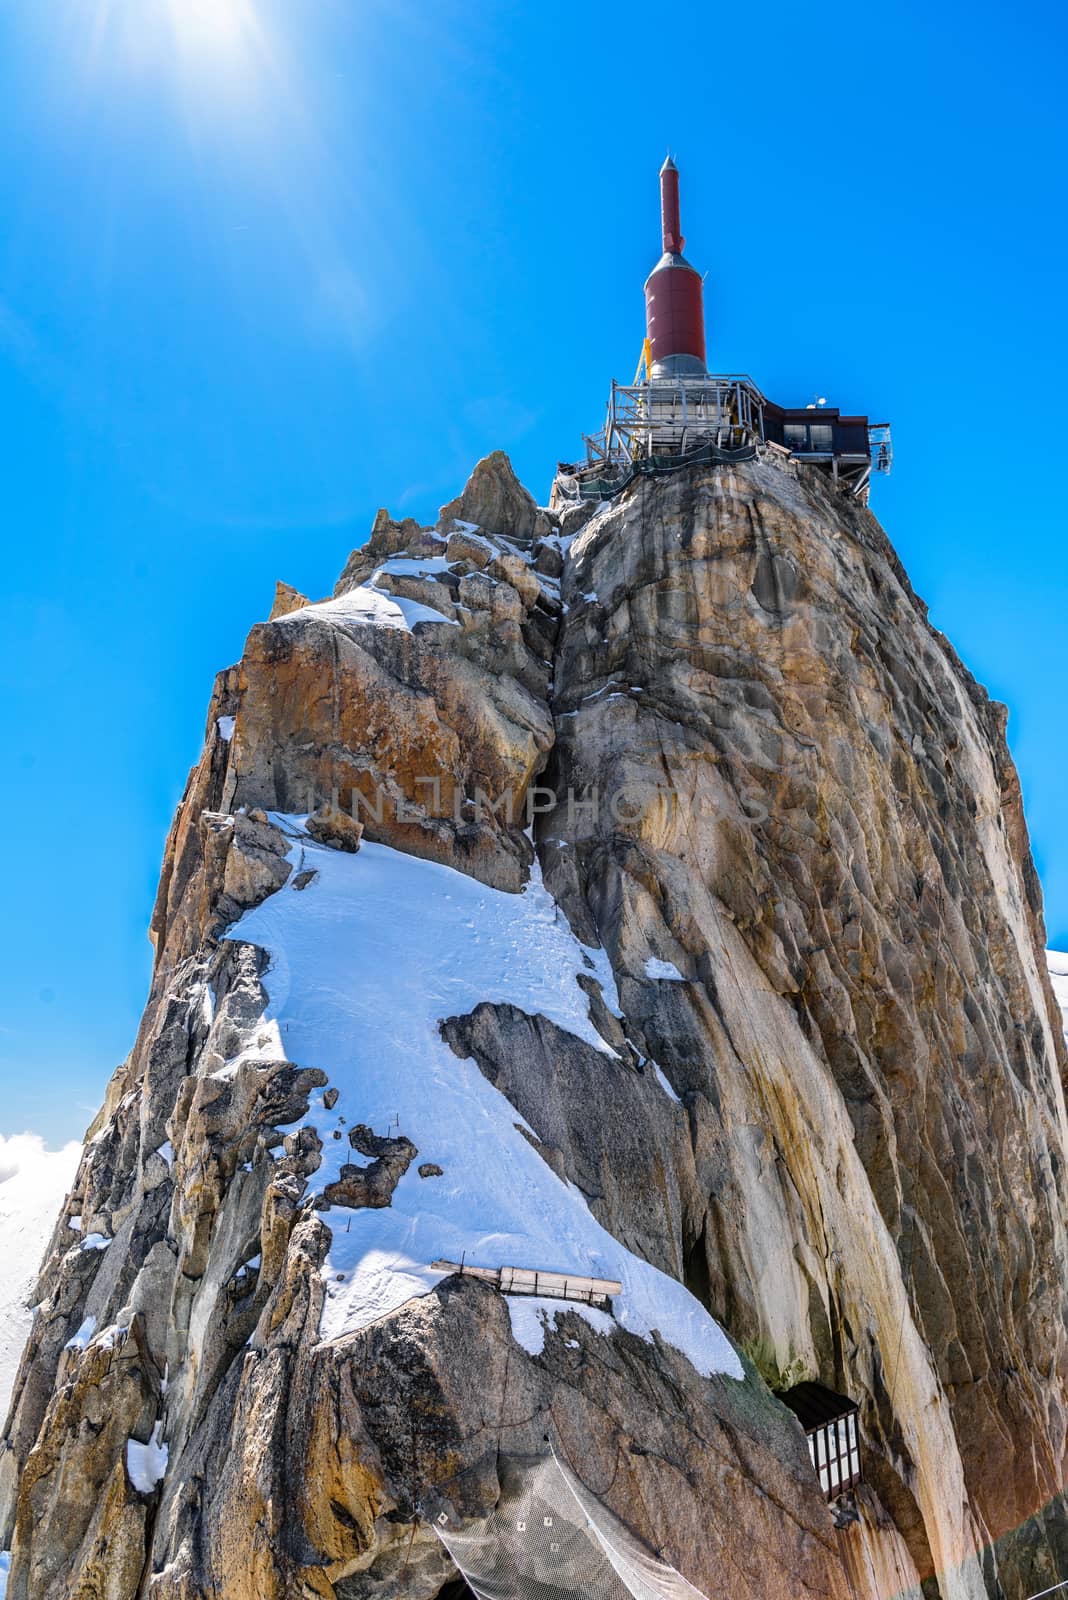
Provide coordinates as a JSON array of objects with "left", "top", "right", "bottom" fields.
[{"left": 783, "top": 422, "right": 833, "bottom": 453}]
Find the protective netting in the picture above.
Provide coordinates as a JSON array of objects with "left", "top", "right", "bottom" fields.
[
  {"left": 430, "top": 1448, "right": 709, "bottom": 1600},
  {"left": 572, "top": 441, "right": 759, "bottom": 501}
]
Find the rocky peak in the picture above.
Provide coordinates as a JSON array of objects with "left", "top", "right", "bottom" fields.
[
  {"left": 268, "top": 580, "right": 310, "bottom": 621},
  {"left": 2, "top": 451, "right": 1067, "bottom": 1600},
  {"left": 437, "top": 447, "right": 548, "bottom": 545}
]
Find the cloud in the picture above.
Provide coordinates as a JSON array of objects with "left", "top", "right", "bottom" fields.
[{"left": 0, "top": 1131, "right": 80, "bottom": 1188}]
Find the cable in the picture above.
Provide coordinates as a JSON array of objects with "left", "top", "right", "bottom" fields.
[{"left": 547, "top": 1405, "right": 623, "bottom": 1502}]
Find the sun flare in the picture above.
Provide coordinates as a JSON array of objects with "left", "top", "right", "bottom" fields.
[
  {"left": 74, "top": 0, "right": 269, "bottom": 84},
  {"left": 164, "top": 0, "right": 259, "bottom": 59}
]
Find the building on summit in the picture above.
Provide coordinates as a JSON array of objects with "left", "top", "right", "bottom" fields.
[{"left": 561, "top": 157, "right": 892, "bottom": 505}]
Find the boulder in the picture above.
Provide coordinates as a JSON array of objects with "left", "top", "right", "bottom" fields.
[
  {"left": 488, "top": 548, "right": 542, "bottom": 608},
  {"left": 305, "top": 804, "right": 364, "bottom": 854},
  {"left": 458, "top": 569, "right": 524, "bottom": 625},
  {"left": 445, "top": 527, "right": 495, "bottom": 569},
  {"left": 321, "top": 1126, "right": 417, "bottom": 1210}
]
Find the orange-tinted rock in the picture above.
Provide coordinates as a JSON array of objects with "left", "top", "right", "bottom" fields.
[{"left": 268, "top": 581, "right": 310, "bottom": 620}]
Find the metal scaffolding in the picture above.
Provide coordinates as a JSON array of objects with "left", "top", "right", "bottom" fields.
[{"left": 583, "top": 374, "right": 767, "bottom": 467}]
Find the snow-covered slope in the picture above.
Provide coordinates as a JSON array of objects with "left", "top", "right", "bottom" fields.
[
  {"left": 233, "top": 820, "right": 742, "bottom": 1379},
  {"left": 0, "top": 1134, "right": 80, "bottom": 1424},
  {"left": 1048, "top": 952, "right": 1068, "bottom": 1043}
]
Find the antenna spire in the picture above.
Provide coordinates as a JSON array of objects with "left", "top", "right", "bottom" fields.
[
  {"left": 644, "top": 155, "right": 707, "bottom": 378},
  {"left": 659, "top": 156, "right": 682, "bottom": 254}
]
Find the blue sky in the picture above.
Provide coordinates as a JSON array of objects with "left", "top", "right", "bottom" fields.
[{"left": 1, "top": 0, "right": 1065, "bottom": 1144}]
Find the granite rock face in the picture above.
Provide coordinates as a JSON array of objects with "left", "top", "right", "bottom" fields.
[
  {"left": 541, "top": 459, "right": 1068, "bottom": 1594},
  {"left": 2, "top": 449, "right": 1066, "bottom": 1600}
]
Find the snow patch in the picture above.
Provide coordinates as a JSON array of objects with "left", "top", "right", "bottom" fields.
[
  {"left": 289, "top": 565, "right": 459, "bottom": 634},
  {"left": 652, "top": 1064, "right": 682, "bottom": 1104},
  {"left": 230, "top": 828, "right": 742, "bottom": 1382},
  {"left": 80, "top": 1232, "right": 111, "bottom": 1252},
  {"left": 88, "top": 1322, "right": 127, "bottom": 1352},
  {"left": 376, "top": 556, "right": 452, "bottom": 577},
  {"left": 197, "top": 980, "right": 216, "bottom": 1026},
  {"left": 126, "top": 1423, "right": 168, "bottom": 1494},
  {"left": 506, "top": 1295, "right": 618, "bottom": 1356},
  {"left": 213, "top": 1018, "right": 288, "bottom": 1081},
  {"left": 153, "top": 1141, "right": 175, "bottom": 1168},
  {"left": 65, "top": 1316, "right": 96, "bottom": 1351},
  {"left": 216, "top": 715, "right": 235, "bottom": 742},
  {"left": 644, "top": 958, "right": 685, "bottom": 982}
]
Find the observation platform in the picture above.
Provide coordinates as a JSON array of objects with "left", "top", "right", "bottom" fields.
[{"left": 561, "top": 373, "right": 892, "bottom": 506}]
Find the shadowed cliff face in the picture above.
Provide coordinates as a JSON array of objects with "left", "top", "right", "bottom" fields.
[{"left": 1, "top": 450, "right": 1066, "bottom": 1600}]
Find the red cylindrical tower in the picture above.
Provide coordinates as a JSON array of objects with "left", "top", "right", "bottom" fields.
[{"left": 643, "top": 156, "right": 706, "bottom": 377}]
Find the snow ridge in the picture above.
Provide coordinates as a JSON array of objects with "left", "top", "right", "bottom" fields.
[{"left": 280, "top": 557, "right": 459, "bottom": 634}]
